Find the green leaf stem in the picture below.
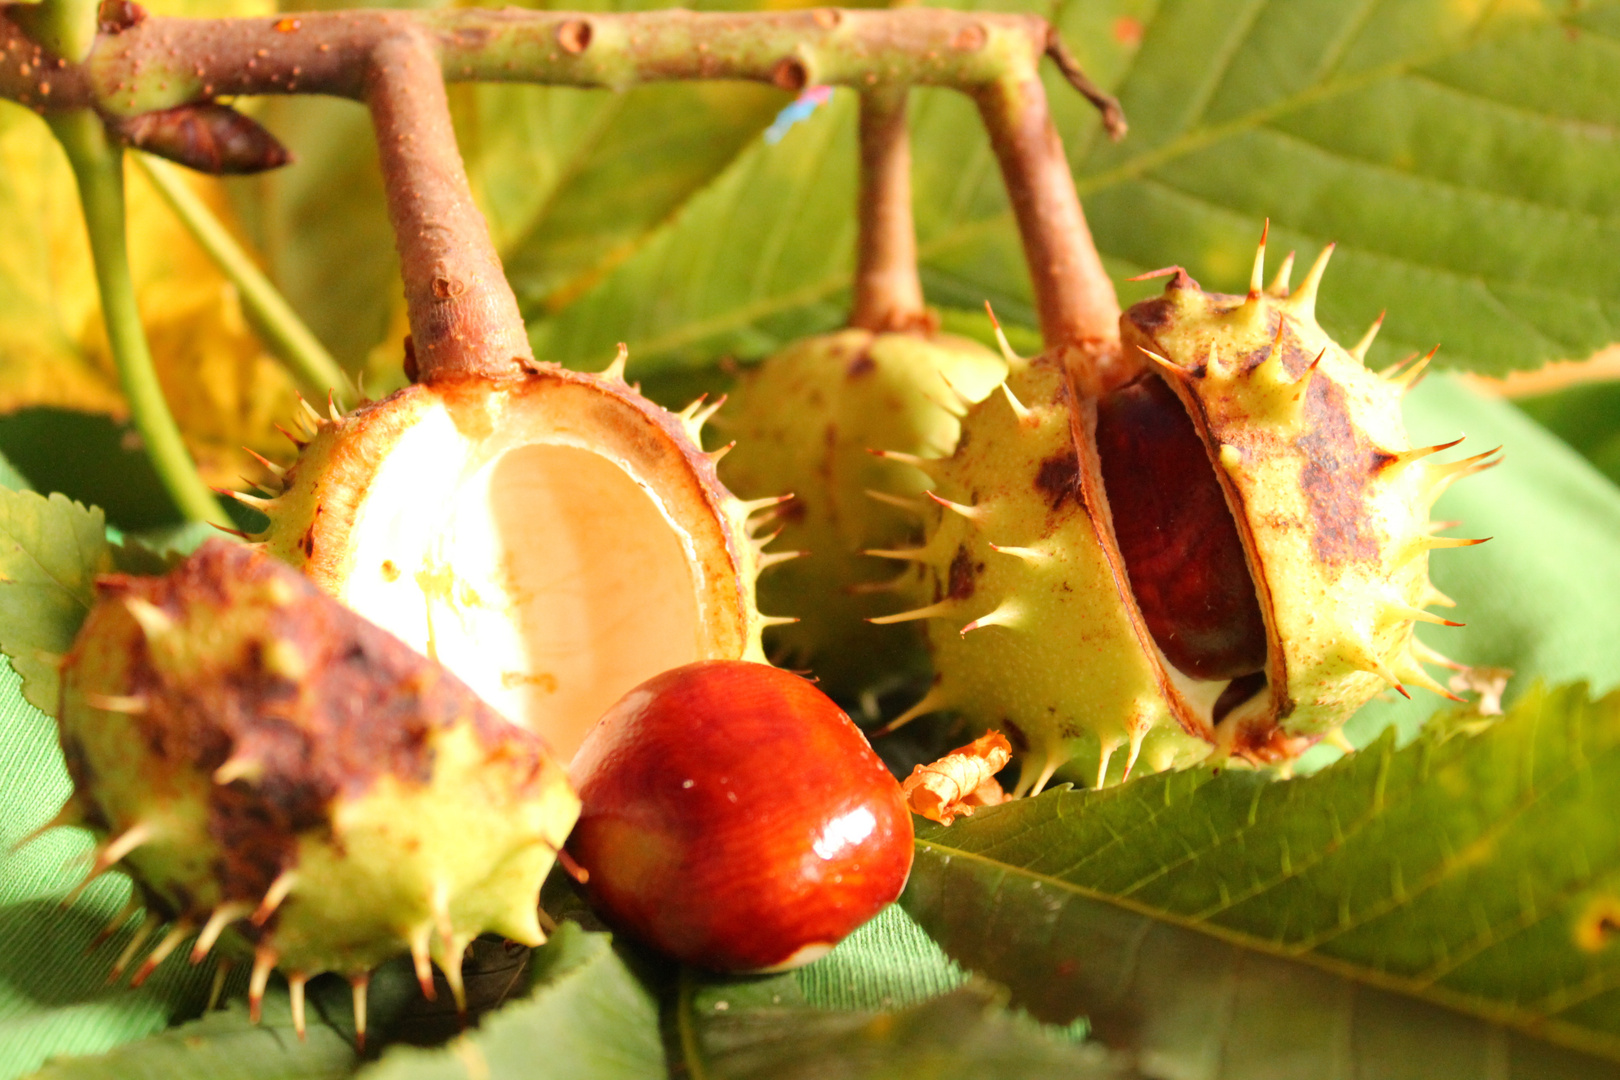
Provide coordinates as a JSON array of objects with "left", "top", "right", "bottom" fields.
[{"left": 46, "top": 110, "right": 229, "bottom": 527}]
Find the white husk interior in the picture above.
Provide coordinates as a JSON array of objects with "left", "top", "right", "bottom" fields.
[{"left": 337, "top": 403, "right": 702, "bottom": 761}]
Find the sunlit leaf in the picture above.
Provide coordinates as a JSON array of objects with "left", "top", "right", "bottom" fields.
[
  {"left": 904, "top": 682, "right": 1620, "bottom": 1077},
  {"left": 474, "top": 79, "right": 787, "bottom": 319},
  {"left": 0, "top": 107, "right": 128, "bottom": 421},
  {"left": 1074, "top": 0, "right": 1620, "bottom": 375},
  {"left": 0, "top": 489, "right": 108, "bottom": 713},
  {"left": 530, "top": 90, "right": 859, "bottom": 372},
  {"left": 533, "top": 0, "right": 1620, "bottom": 378}
]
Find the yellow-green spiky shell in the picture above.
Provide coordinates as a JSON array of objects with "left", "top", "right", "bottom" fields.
[
  {"left": 246, "top": 361, "right": 782, "bottom": 762},
  {"left": 1120, "top": 266, "right": 1474, "bottom": 751},
  {"left": 885, "top": 353, "right": 1214, "bottom": 792},
  {"left": 718, "top": 329, "right": 1005, "bottom": 696},
  {"left": 881, "top": 245, "right": 1484, "bottom": 787},
  {"left": 54, "top": 541, "right": 577, "bottom": 999}
]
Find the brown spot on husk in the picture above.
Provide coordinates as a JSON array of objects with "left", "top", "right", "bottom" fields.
[
  {"left": 1124, "top": 271, "right": 1203, "bottom": 342},
  {"left": 947, "top": 546, "right": 981, "bottom": 601},
  {"left": 999, "top": 719, "right": 1028, "bottom": 754},
  {"left": 1034, "top": 449, "right": 1082, "bottom": 512},
  {"left": 1125, "top": 295, "right": 1176, "bottom": 335},
  {"left": 846, "top": 352, "right": 877, "bottom": 378},
  {"left": 1235, "top": 315, "right": 1317, "bottom": 379},
  {"left": 69, "top": 542, "right": 549, "bottom": 912},
  {"left": 1298, "top": 376, "right": 1382, "bottom": 568}
]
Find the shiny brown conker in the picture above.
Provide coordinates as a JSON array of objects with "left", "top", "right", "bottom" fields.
[
  {"left": 1095, "top": 372, "right": 1268, "bottom": 682},
  {"left": 566, "top": 660, "right": 914, "bottom": 972}
]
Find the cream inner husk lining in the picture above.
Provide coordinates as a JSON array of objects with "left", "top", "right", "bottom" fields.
[{"left": 343, "top": 420, "right": 701, "bottom": 762}]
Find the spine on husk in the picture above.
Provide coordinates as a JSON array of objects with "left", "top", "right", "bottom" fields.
[{"left": 717, "top": 328, "right": 1005, "bottom": 698}]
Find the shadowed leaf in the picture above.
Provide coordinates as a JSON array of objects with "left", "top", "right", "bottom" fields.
[
  {"left": 682, "top": 967, "right": 1138, "bottom": 1079},
  {"left": 0, "top": 659, "right": 217, "bottom": 1080},
  {"left": 357, "top": 923, "right": 665, "bottom": 1080}
]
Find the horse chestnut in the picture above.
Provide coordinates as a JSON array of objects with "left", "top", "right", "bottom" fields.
[
  {"left": 566, "top": 660, "right": 913, "bottom": 972},
  {"left": 874, "top": 233, "right": 1492, "bottom": 791},
  {"left": 1095, "top": 372, "right": 1268, "bottom": 682}
]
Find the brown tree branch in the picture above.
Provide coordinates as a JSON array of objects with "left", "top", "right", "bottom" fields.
[
  {"left": 366, "top": 28, "right": 532, "bottom": 383},
  {"left": 849, "top": 85, "right": 927, "bottom": 335},
  {"left": 0, "top": 8, "right": 1064, "bottom": 112},
  {"left": 0, "top": 5, "right": 1128, "bottom": 364},
  {"left": 1044, "top": 30, "right": 1126, "bottom": 143}
]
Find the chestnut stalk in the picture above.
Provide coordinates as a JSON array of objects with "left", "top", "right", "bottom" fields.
[
  {"left": 975, "top": 69, "right": 1121, "bottom": 371},
  {"left": 849, "top": 85, "right": 927, "bottom": 335},
  {"left": 365, "top": 29, "right": 533, "bottom": 383},
  {"left": 0, "top": 8, "right": 1118, "bottom": 117},
  {"left": 48, "top": 108, "right": 232, "bottom": 527}
]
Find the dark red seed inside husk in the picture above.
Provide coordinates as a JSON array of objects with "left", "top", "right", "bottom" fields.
[{"left": 1095, "top": 374, "right": 1268, "bottom": 681}]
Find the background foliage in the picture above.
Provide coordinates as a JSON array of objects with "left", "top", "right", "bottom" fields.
[{"left": 2, "top": 0, "right": 1619, "bottom": 1076}]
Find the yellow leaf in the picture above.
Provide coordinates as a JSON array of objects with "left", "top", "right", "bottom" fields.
[
  {"left": 0, "top": 103, "right": 301, "bottom": 489},
  {"left": 0, "top": 105, "right": 125, "bottom": 418}
]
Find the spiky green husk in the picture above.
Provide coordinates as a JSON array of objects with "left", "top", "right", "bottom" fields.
[
  {"left": 50, "top": 541, "right": 577, "bottom": 1026},
  {"left": 718, "top": 329, "right": 1005, "bottom": 697},
  {"left": 880, "top": 353, "right": 1213, "bottom": 793},
  {"left": 1121, "top": 254, "right": 1486, "bottom": 754},
  {"left": 880, "top": 239, "right": 1487, "bottom": 788},
  {"left": 243, "top": 356, "right": 785, "bottom": 762}
]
